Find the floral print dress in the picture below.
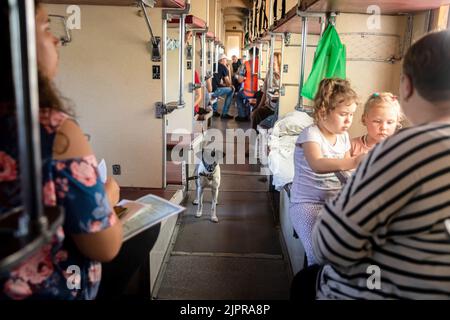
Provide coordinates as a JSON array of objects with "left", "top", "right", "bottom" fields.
[{"left": 0, "top": 108, "right": 117, "bottom": 300}]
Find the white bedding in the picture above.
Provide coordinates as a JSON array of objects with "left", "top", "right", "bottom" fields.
[{"left": 268, "top": 111, "right": 313, "bottom": 190}]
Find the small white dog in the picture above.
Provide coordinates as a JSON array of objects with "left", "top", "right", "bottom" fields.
[{"left": 192, "top": 149, "right": 221, "bottom": 223}]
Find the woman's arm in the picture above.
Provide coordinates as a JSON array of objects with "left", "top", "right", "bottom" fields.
[
  {"left": 53, "top": 119, "right": 123, "bottom": 262},
  {"left": 205, "top": 77, "right": 213, "bottom": 93},
  {"left": 257, "top": 78, "right": 268, "bottom": 109},
  {"left": 302, "top": 142, "right": 364, "bottom": 173}
]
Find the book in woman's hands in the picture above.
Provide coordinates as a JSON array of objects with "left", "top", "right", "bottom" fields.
[{"left": 116, "top": 194, "right": 185, "bottom": 241}]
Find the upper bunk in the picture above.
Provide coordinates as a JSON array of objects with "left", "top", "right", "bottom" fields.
[
  {"left": 298, "top": 0, "right": 450, "bottom": 15},
  {"left": 41, "top": 0, "right": 186, "bottom": 8},
  {"left": 258, "top": 31, "right": 271, "bottom": 41},
  {"left": 271, "top": 0, "right": 450, "bottom": 34},
  {"left": 206, "top": 31, "right": 218, "bottom": 42},
  {"left": 168, "top": 15, "right": 207, "bottom": 29},
  {"left": 271, "top": 4, "right": 322, "bottom": 35},
  {"left": 249, "top": 30, "right": 287, "bottom": 46}
]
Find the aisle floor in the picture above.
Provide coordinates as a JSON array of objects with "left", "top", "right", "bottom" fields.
[{"left": 154, "top": 103, "right": 291, "bottom": 300}]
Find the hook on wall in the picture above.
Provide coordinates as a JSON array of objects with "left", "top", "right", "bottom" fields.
[
  {"left": 327, "top": 12, "right": 337, "bottom": 27},
  {"left": 284, "top": 32, "right": 291, "bottom": 45}
]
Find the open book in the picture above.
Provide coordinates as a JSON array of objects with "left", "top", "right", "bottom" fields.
[{"left": 115, "top": 194, "right": 185, "bottom": 242}]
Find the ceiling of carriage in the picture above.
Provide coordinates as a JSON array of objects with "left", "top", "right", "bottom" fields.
[{"left": 222, "top": 0, "right": 252, "bottom": 32}]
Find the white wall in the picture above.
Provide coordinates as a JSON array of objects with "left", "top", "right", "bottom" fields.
[
  {"left": 166, "top": 27, "right": 194, "bottom": 134},
  {"left": 336, "top": 13, "right": 407, "bottom": 138},
  {"left": 226, "top": 34, "right": 241, "bottom": 58},
  {"left": 190, "top": 0, "right": 209, "bottom": 21},
  {"left": 279, "top": 33, "right": 319, "bottom": 116},
  {"left": 209, "top": 0, "right": 217, "bottom": 36},
  {"left": 45, "top": 4, "right": 164, "bottom": 188}
]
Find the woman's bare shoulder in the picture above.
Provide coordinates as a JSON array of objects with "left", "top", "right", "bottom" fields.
[{"left": 53, "top": 118, "right": 93, "bottom": 160}]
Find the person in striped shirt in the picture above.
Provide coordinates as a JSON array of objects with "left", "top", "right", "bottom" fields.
[{"left": 291, "top": 29, "right": 450, "bottom": 300}]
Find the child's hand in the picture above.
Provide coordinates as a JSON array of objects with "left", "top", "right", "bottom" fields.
[{"left": 353, "top": 153, "right": 367, "bottom": 167}]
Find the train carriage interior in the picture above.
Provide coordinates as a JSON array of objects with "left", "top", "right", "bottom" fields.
[{"left": 2, "top": 0, "right": 450, "bottom": 303}]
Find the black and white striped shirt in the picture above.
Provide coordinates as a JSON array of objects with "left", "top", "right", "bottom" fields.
[{"left": 312, "top": 123, "right": 450, "bottom": 299}]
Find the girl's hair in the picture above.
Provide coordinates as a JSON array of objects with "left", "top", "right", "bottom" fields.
[
  {"left": 403, "top": 30, "right": 450, "bottom": 102},
  {"left": 312, "top": 78, "right": 358, "bottom": 123},
  {"left": 0, "top": 0, "right": 73, "bottom": 116},
  {"left": 362, "top": 92, "right": 404, "bottom": 127}
]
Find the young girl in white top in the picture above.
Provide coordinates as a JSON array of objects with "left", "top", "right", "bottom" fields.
[
  {"left": 351, "top": 92, "right": 403, "bottom": 157},
  {"left": 290, "top": 78, "right": 364, "bottom": 266}
]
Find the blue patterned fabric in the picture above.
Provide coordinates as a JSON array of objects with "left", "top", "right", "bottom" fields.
[{"left": 0, "top": 108, "right": 117, "bottom": 300}]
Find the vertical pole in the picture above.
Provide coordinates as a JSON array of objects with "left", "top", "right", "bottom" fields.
[
  {"left": 206, "top": 0, "right": 209, "bottom": 30},
  {"left": 258, "top": 42, "right": 263, "bottom": 79},
  {"left": 269, "top": 35, "right": 275, "bottom": 90},
  {"left": 215, "top": 43, "right": 219, "bottom": 73},
  {"left": 209, "top": 39, "right": 214, "bottom": 75},
  {"left": 251, "top": 46, "right": 256, "bottom": 93},
  {"left": 9, "top": 0, "right": 45, "bottom": 234},
  {"left": 201, "top": 33, "right": 207, "bottom": 108},
  {"left": 178, "top": 14, "right": 186, "bottom": 106},
  {"left": 269, "top": 0, "right": 274, "bottom": 27},
  {"left": 162, "top": 17, "right": 167, "bottom": 187},
  {"left": 297, "top": 16, "right": 308, "bottom": 110},
  {"left": 280, "top": 33, "right": 285, "bottom": 89},
  {"left": 192, "top": 31, "right": 196, "bottom": 113}
]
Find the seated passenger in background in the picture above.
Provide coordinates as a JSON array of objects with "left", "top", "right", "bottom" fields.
[
  {"left": 211, "top": 54, "right": 234, "bottom": 119},
  {"left": 292, "top": 29, "right": 450, "bottom": 300},
  {"left": 0, "top": 1, "right": 122, "bottom": 300},
  {"left": 193, "top": 70, "right": 203, "bottom": 116},
  {"left": 351, "top": 92, "right": 403, "bottom": 157},
  {"left": 289, "top": 78, "right": 365, "bottom": 267},
  {"left": 251, "top": 52, "right": 281, "bottom": 131},
  {"left": 231, "top": 54, "right": 242, "bottom": 93},
  {"left": 235, "top": 48, "right": 259, "bottom": 122}
]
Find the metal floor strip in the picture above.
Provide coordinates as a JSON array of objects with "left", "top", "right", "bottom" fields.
[
  {"left": 220, "top": 170, "right": 268, "bottom": 176},
  {"left": 171, "top": 251, "right": 283, "bottom": 260}
]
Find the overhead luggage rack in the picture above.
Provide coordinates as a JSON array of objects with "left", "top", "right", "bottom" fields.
[
  {"left": 298, "top": 0, "right": 450, "bottom": 15},
  {"left": 154, "top": 0, "right": 185, "bottom": 8},
  {"left": 271, "top": 5, "right": 323, "bottom": 35},
  {"left": 205, "top": 31, "right": 216, "bottom": 40},
  {"left": 41, "top": 0, "right": 185, "bottom": 7},
  {"left": 168, "top": 14, "right": 206, "bottom": 29}
]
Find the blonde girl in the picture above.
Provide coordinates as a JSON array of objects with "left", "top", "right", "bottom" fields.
[
  {"left": 289, "top": 78, "right": 364, "bottom": 266},
  {"left": 351, "top": 92, "right": 403, "bottom": 157}
]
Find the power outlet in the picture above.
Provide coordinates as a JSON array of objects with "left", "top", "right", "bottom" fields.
[
  {"left": 112, "top": 164, "right": 121, "bottom": 175},
  {"left": 283, "top": 64, "right": 288, "bottom": 73},
  {"left": 152, "top": 65, "right": 160, "bottom": 79}
]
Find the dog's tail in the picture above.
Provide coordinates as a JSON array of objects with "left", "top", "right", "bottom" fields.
[{"left": 187, "top": 175, "right": 199, "bottom": 181}]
